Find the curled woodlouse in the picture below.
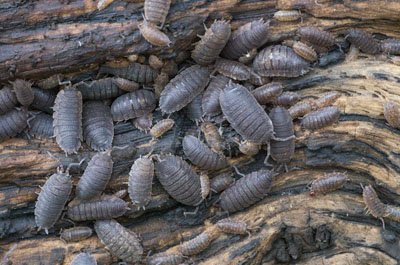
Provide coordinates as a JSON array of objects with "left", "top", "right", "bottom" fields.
[
  {"left": 111, "top": 89, "right": 156, "bottom": 121},
  {"left": 215, "top": 58, "right": 251, "bottom": 81},
  {"left": 252, "top": 82, "right": 284, "bottom": 105},
  {"left": 383, "top": 101, "right": 400, "bottom": 128},
  {"left": 384, "top": 205, "right": 400, "bottom": 222},
  {"left": 0, "top": 86, "right": 18, "bottom": 114},
  {"left": 315, "top": 91, "right": 341, "bottom": 108},
  {"left": 60, "top": 226, "right": 93, "bottom": 242},
  {"left": 148, "top": 55, "right": 164, "bottom": 70},
  {"left": 113, "top": 77, "right": 139, "bottom": 92},
  {"left": 36, "top": 74, "right": 63, "bottom": 90},
  {"left": 237, "top": 140, "right": 261, "bottom": 156},
  {"left": 144, "top": 0, "right": 171, "bottom": 27},
  {"left": 71, "top": 253, "right": 97, "bottom": 265},
  {"left": 381, "top": 38, "right": 400, "bottom": 55},
  {"left": 99, "top": 62, "right": 158, "bottom": 84},
  {"left": 297, "top": 26, "right": 335, "bottom": 48},
  {"left": 200, "top": 121, "right": 224, "bottom": 154},
  {"left": 155, "top": 155, "right": 203, "bottom": 206},
  {"left": 216, "top": 218, "right": 249, "bottom": 235},
  {"left": 180, "top": 231, "right": 217, "bottom": 256},
  {"left": 192, "top": 20, "right": 231, "bottom": 66},
  {"left": 0, "top": 108, "right": 29, "bottom": 141},
  {"left": 150, "top": 118, "right": 175, "bottom": 138},
  {"left": 292, "top": 41, "right": 318, "bottom": 62},
  {"left": 31, "top": 88, "right": 56, "bottom": 114},
  {"left": 202, "top": 75, "right": 229, "bottom": 117},
  {"left": 253, "top": 45, "right": 310, "bottom": 77},
  {"left": 139, "top": 21, "right": 172, "bottom": 47},
  {"left": 346, "top": 29, "right": 381, "bottom": 54},
  {"left": 210, "top": 173, "right": 235, "bottom": 193},
  {"left": 273, "top": 10, "right": 301, "bottom": 22},
  {"left": 76, "top": 151, "right": 113, "bottom": 200},
  {"left": 309, "top": 173, "right": 348, "bottom": 196},
  {"left": 219, "top": 169, "right": 274, "bottom": 213},
  {"left": 362, "top": 185, "right": 387, "bottom": 226},
  {"left": 301, "top": 106, "right": 340, "bottom": 130},
  {"left": 75, "top": 78, "right": 125, "bottom": 100},
  {"left": 11, "top": 79, "right": 34, "bottom": 106},
  {"left": 53, "top": 87, "right": 82, "bottom": 154},
  {"left": 185, "top": 94, "right": 203, "bottom": 123},
  {"left": 159, "top": 65, "right": 209, "bottom": 114},
  {"left": 128, "top": 156, "right": 154, "bottom": 209},
  {"left": 200, "top": 173, "right": 211, "bottom": 200},
  {"left": 275, "top": 91, "right": 301, "bottom": 107},
  {"left": 82, "top": 101, "right": 114, "bottom": 151},
  {"left": 94, "top": 219, "right": 143, "bottom": 264},
  {"left": 222, "top": 19, "right": 269, "bottom": 60},
  {"left": 34, "top": 168, "right": 72, "bottom": 234},
  {"left": 133, "top": 112, "right": 153, "bottom": 131},
  {"left": 288, "top": 99, "right": 316, "bottom": 119},
  {"left": 27, "top": 112, "right": 54, "bottom": 139},
  {"left": 182, "top": 135, "right": 228, "bottom": 171},
  {"left": 147, "top": 253, "right": 184, "bottom": 265}
]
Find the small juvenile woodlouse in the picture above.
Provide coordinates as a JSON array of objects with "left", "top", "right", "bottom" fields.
[
  {"left": 292, "top": 41, "right": 318, "bottom": 62},
  {"left": 200, "top": 173, "right": 211, "bottom": 200},
  {"left": 111, "top": 89, "right": 156, "bottom": 121},
  {"left": 139, "top": 20, "right": 172, "bottom": 47},
  {"left": 185, "top": 94, "right": 203, "bottom": 124},
  {"left": 200, "top": 121, "right": 224, "bottom": 154},
  {"left": 60, "top": 226, "right": 93, "bottom": 242},
  {"left": 202, "top": 75, "right": 230, "bottom": 117},
  {"left": 346, "top": 29, "right": 381, "bottom": 54},
  {"left": 150, "top": 118, "right": 175, "bottom": 138},
  {"left": 252, "top": 82, "right": 284, "bottom": 105},
  {"left": 99, "top": 62, "right": 159, "bottom": 84},
  {"left": 275, "top": 91, "right": 301, "bottom": 107},
  {"left": 362, "top": 185, "right": 387, "bottom": 227},
  {"left": 133, "top": 112, "right": 153, "bottom": 131},
  {"left": 180, "top": 231, "right": 217, "bottom": 256},
  {"left": 0, "top": 108, "right": 29, "bottom": 142},
  {"left": 210, "top": 173, "right": 235, "bottom": 193},
  {"left": 113, "top": 77, "right": 139, "bottom": 92},
  {"left": 191, "top": 20, "right": 231, "bottom": 66},
  {"left": 11, "top": 79, "right": 34, "bottom": 107},
  {"left": 0, "top": 86, "right": 18, "bottom": 115},
  {"left": 381, "top": 38, "right": 400, "bottom": 55},
  {"left": 297, "top": 26, "right": 335, "bottom": 49},
  {"left": 288, "top": 99, "right": 316, "bottom": 119},
  {"left": 309, "top": 173, "right": 348, "bottom": 196},
  {"left": 215, "top": 58, "right": 251, "bottom": 81},
  {"left": 154, "top": 72, "right": 170, "bottom": 98},
  {"left": 31, "top": 88, "right": 57, "bottom": 114},
  {"left": 76, "top": 151, "right": 113, "bottom": 200},
  {"left": 27, "top": 112, "right": 54, "bottom": 139},
  {"left": 216, "top": 218, "right": 250, "bottom": 235},
  {"left": 70, "top": 253, "right": 97, "bottom": 265},
  {"left": 75, "top": 78, "right": 125, "bottom": 100},
  {"left": 301, "top": 106, "right": 340, "bottom": 130},
  {"left": 94, "top": 219, "right": 143, "bottom": 264},
  {"left": 159, "top": 65, "right": 209, "bottom": 114},
  {"left": 36, "top": 74, "right": 63, "bottom": 90},
  {"left": 144, "top": 0, "right": 171, "bottom": 27},
  {"left": 315, "top": 91, "right": 341, "bottom": 108},
  {"left": 128, "top": 156, "right": 154, "bottom": 209},
  {"left": 147, "top": 253, "right": 184, "bottom": 265},
  {"left": 383, "top": 101, "right": 400, "bottom": 129},
  {"left": 273, "top": 10, "right": 301, "bottom": 22},
  {"left": 148, "top": 55, "right": 164, "bottom": 70}
]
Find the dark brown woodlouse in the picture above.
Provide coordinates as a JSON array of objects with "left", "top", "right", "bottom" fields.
[
  {"left": 133, "top": 112, "right": 153, "bottom": 131},
  {"left": 200, "top": 121, "right": 224, "bottom": 154},
  {"left": 221, "top": 19, "right": 269, "bottom": 60},
  {"left": 210, "top": 173, "right": 235, "bottom": 193},
  {"left": 288, "top": 99, "right": 316, "bottom": 119},
  {"left": 273, "top": 10, "right": 301, "bottom": 22},
  {"left": 111, "top": 89, "right": 156, "bottom": 122},
  {"left": 309, "top": 173, "right": 348, "bottom": 196},
  {"left": 185, "top": 94, "right": 203, "bottom": 123},
  {"left": 191, "top": 20, "right": 231, "bottom": 66},
  {"left": 150, "top": 118, "right": 175, "bottom": 138},
  {"left": 292, "top": 41, "right": 318, "bottom": 62},
  {"left": 11, "top": 79, "right": 34, "bottom": 107},
  {"left": 60, "top": 226, "right": 93, "bottom": 242},
  {"left": 297, "top": 26, "right": 335, "bottom": 49},
  {"left": 113, "top": 77, "right": 139, "bottom": 92},
  {"left": 216, "top": 218, "right": 249, "bottom": 235},
  {"left": 301, "top": 106, "right": 340, "bottom": 130},
  {"left": 180, "top": 231, "right": 217, "bottom": 256},
  {"left": 383, "top": 101, "right": 400, "bottom": 128},
  {"left": 76, "top": 151, "right": 113, "bottom": 200},
  {"left": 182, "top": 135, "right": 228, "bottom": 171},
  {"left": 155, "top": 154, "right": 203, "bottom": 206},
  {"left": 202, "top": 75, "right": 230, "bottom": 117},
  {"left": 219, "top": 169, "right": 274, "bottom": 213},
  {"left": 128, "top": 156, "right": 154, "bottom": 209},
  {"left": 82, "top": 101, "right": 114, "bottom": 151},
  {"left": 99, "top": 62, "right": 158, "bottom": 84},
  {"left": 346, "top": 29, "right": 381, "bottom": 54},
  {"left": 159, "top": 65, "right": 209, "bottom": 114},
  {"left": 381, "top": 38, "right": 400, "bottom": 55},
  {"left": 53, "top": 87, "right": 83, "bottom": 154},
  {"left": 67, "top": 195, "right": 128, "bottom": 221},
  {"left": 70, "top": 253, "right": 97, "bottom": 265},
  {"left": 253, "top": 45, "right": 310, "bottom": 77},
  {"left": 275, "top": 91, "right": 301, "bottom": 107},
  {"left": 147, "top": 253, "right": 184, "bottom": 265},
  {"left": 214, "top": 58, "right": 251, "bottom": 81},
  {"left": 314, "top": 91, "right": 341, "bottom": 108},
  {"left": 362, "top": 185, "right": 387, "bottom": 227},
  {"left": 94, "top": 219, "right": 143, "bottom": 264},
  {"left": 75, "top": 78, "right": 125, "bottom": 100},
  {"left": 0, "top": 108, "right": 29, "bottom": 142},
  {"left": 144, "top": 0, "right": 171, "bottom": 27},
  {"left": 0, "top": 86, "right": 18, "bottom": 115},
  {"left": 139, "top": 20, "right": 172, "bottom": 47},
  {"left": 34, "top": 168, "right": 72, "bottom": 234},
  {"left": 31, "top": 88, "right": 56, "bottom": 114},
  {"left": 27, "top": 112, "right": 54, "bottom": 139},
  {"left": 36, "top": 74, "right": 63, "bottom": 90},
  {"left": 252, "top": 82, "right": 284, "bottom": 105}
]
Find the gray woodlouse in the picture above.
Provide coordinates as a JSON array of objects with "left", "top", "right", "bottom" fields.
[
  {"left": 202, "top": 75, "right": 230, "bottom": 117},
  {"left": 253, "top": 45, "right": 310, "bottom": 77},
  {"left": 210, "top": 173, "right": 235, "bottom": 193},
  {"left": 275, "top": 91, "right": 301, "bottom": 107},
  {"left": 200, "top": 173, "right": 211, "bottom": 200},
  {"left": 82, "top": 101, "right": 114, "bottom": 151},
  {"left": 0, "top": 86, "right": 18, "bottom": 114},
  {"left": 11, "top": 79, "right": 34, "bottom": 106},
  {"left": 111, "top": 89, "right": 156, "bottom": 122},
  {"left": 60, "top": 226, "right": 93, "bottom": 242},
  {"left": 0, "top": 108, "right": 29, "bottom": 141},
  {"left": 180, "top": 231, "right": 217, "bottom": 256},
  {"left": 292, "top": 41, "right": 318, "bottom": 62},
  {"left": 383, "top": 101, "right": 400, "bottom": 128},
  {"left": 216, "top": 218, "right": 249, "bottom": 235},
  {"left": 297, "top": 26, "right": 335, "bottom": 48},
  {"left": 147, "top": 253, "right": 184, "bottom": 265},
  {"left": 252, "top": 82, "right": 284, "bottom": 105},
  {"left": 200, "top": 121, "right": 224, "bottom": 154},
  {"left": 273, "top": 10, "right": 301, "bottom": 22},
  {"left": 99, "top": 62, "right": 159, "bottom": 84},
  {"left": 362, "top": 185, "right": 387, "bottom": 227},
  {"left": 76, "top": 151, "right": 113, "bottom": 200},
  {"left": 185, "top": 94, "right": 203, "bottom": 123},
  {"left": 113, "top": 77, "right": 139, "bottom": 92},
  {"left": 144, "top": 0, "right": 171, "bottom": 27},
  {"left": 67, "top": 195, "right": 128, "bottom": 221},
  {"left": 219, "top": 169, "right": 274, "bottom": 213},
  {"left": 191, "top": 20, "right": 231, "bottom": 66},
  {"left": 221, "top": 19, "right": 269, "bottom": 60},
  {"left": 182, "top": 135, "right": 228, "bottom": 171},
  {"left": 237, "top": 140, "right": 261, "bottom": 156},
  {"left": 301, "top": 106, "right": 340, "bottom": 130},
  {"left": 53, "top": 87, "right": 83, "bottom": 154},
  {"left": 346, "top": 29, "right": 381, "bottom": 54},
  {"left": 381, "top": 38, "right": 400, "bottom": 55},
  {"left": 36, "top": 74, "right": 63, "bottom": 90},
  {"left": 155, "top": 154, "right": 203, "bottom": 206},
  {"left": 148, "top": 55, "right": 164, "bottom": 70},
  {"left": 315, "top": 91, "right": 341, "bottom": 109},
  {"left": 27, "top": 112, "right": 54, "bottom": 139},
  {"left": 150, "top": 118, "right": 175, "bottom": 138},
  {"left": 133, "top": 112, "right": 153, "bottom": 131},
  {"left": 70, "top": 253, "right": 97, "bottom": 265},
  {"left": 214, "top": 58, "right": 251, "bottom": 81},
  {"left": 139, "top": 21, "right": 172, "bottom": 47},
  {"left": 75, "top": 78, "right": 125, "bottom": 100},
  {"left": 309, "top": 173, "right": 348, "bottom": 196},
  {"left": 128, "top": 156, "right": 154, "bottom": 209},
  {"left": 34, "top": 168, "right": 72, "bottom": 234},
  {"left": 94, "top": 219, "right": 143, "bottom": 264},
  {"left": 31, "top": 88, "right": 57, "bottom": 114},
  {"left": 159, "top": 65, "right": 210, "bottom": 114},
  {"left": 288, "top": 99, "right": 316, "bottom": 119}
]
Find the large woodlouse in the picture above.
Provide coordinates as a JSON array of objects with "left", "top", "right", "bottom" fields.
[
  {"left": 94, "top": 219, "right": 143, "bottom": 264},
  {"left": 200, "top": 121, "right": 224, "bottom": 154},
  {"left": 70, "top": 253, "right": 97, "bottom": 265},
  {"left": 383, "top": 101, "right": 400, "bottom": 129},
  {"left": 75, "top": 78, "right": 125, "bottom": 100},
  {"left": 275, "top": 91, "right": 301, "bottom": 107},
  {"left": 309, "top": 173, "right": 348, "bottom": 196},
  {"left": 155, "top": 155, "right": 203, "bottom": 206},
  {"left": 288, "top": 99, "right": 316, "bottom": 119},
  {"left": 0, "top": 108, "right": 29, "bottom": 142},
  {"left": 315, "top": 91, "right": 341, "bottom": 108},
  {"left": 180, "top": 231, "right": 217, "bottom": 256},
  {"left": 252, "top": 82, "right": 284, "bottom": 105},
  {"left": 210, "top": 173, "right": 235, "bottom": 193},
  {"left": 253, "top": 45, "right": 310, "bottom": 77},
  {"left": 0, "top": 86, "right": 18, "bottom": 114},
  {"left": 113, "top": 77, "right": 139, "bottom": 92},
  {"left": 27, "top": 112, "right": 54, "bottom": 139},
  {"left": 147, "top": 253, "right": 184, "bottom": 265},
  {"left": 36, "top": 74, "right": 63, "bottom": 90},
  {"left": 159, "top": 65, "right": 209, "bottom": 114},
  {"left": 273, "top": 10, "right": 301, "bottom": 22},
  {"left": 301, "top": 106, "right": 340, "bottom": 130},
  {"left": 144, "top": 0, "right": 171, "bottom": 27},
  {"left": 297, "top": 26, "right": 335, "bottom": 48},
  {"left": 99, "top": 62, "right": 158, "bottom": 84},
  {"left": 219, "top": 169, "right": 274, "bottom": 213},
  {"left": 362, "top": 185, "right": 387, "bottom": 227},
  {"left": 139, "top": 21, "right": 172, "bottom": 47},
  {"left": 191, "top": 20, "right": 231, "bottom": 66},
  {"left": 11, "top": 79, "right": 34, "bottom": 107},
  {"left": 221, "top": 19, "right": 269, "bottom": 60},
  {"left": 292, "top": 41, "right": 318, "bottom": 62},
  {"left": 381, "top": 39, "right": 400, "bottom": 55},
  {"left": 34, "top": 168, "right": 72, "bottom": 234},
  {"left": 82, "top": 101, "right": 114, "bottom": 151},
  {"left": 150, "top": 118, "right": 175, "bottom": 138},
  {"left": 202, "top": 75, "right": 230, "bottom": 117},
  {"left": 216, "top": 218, "right": 249, "bottom": 235},
  {"left": 200, "top": 173, "right": 211, "bottom": 200},
  {"left": 53, "top": 87, "right": 83, "bottom": 154},
  {"left": 215, "top": 58, "right": 251, "bottom": 81},
  {"left": 128, "top": 156, "right": 154, "bottom": 209},
  {"left": 346, "top": 29, "right": 381, "bottom": 54},
  {"left": 31, "top": 88, "right": 56, "bottom": 114},
  {"left": 182, "top": 135, "right": 228, "bottom": 171},
  {"left": 185, "top": 94, "right": 203, "bottom": 123},
  {"left": 111, "top": 89, "right": 156, "bottom": 121},
  {"left": 60, "top": 226, "right": 93, "bottom": 242},
  {"left": 76, "top": 151, "right": 113, "bottom": 200},
  {"left": 67, "top": 195, "right": 128, "bottom": 221}
]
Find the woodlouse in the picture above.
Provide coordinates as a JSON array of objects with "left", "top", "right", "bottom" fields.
[
  {"left": 11, "top": 79, "right": 34, "bottom": 106},
  {"left": 150, "top": 118, "right": 175, "bottom": 138},
  {"left": 111, "top": 89, "right": 156, "bottom": 121},
  {"left": 144, "top": 0, "right": 171, "bottom": 27},
  {"left": 180, "top": 232, "right": 217, "bottom": 256},
  {"left": 0, "top": 108, "right": 29, "bottom": 142},
  {"left": 346, "top": 29, "right": 381, "bottom": 54},
  {"left": 147, "top": 253, "right": 184, "bottom": 265},
  {"left": 159, "top": 65, "right": 209, "bottom": 114},
  {"left": 113, "top": 77, "right": 139, "bottom": 92},
  {"left": 362, "top": 185, "right": 387, "bottom": 226},
  {"left": 200, "top": 173, "right": 211, "bottom": 200},
  {"left": 75, "top": 78, "right": 125, "bottom": 100},
  {"left": 53, "top": 87, "right": 83, "bottom": 154},
  {"left": 210, "top": 173, "right": 235, "bottom": 193},
  {"left": 381, "top": 38, "right": 400, "bottom": 55},
  {"left": 301, "top": 106, "right": 340, "bottom": 130},
  {"left": 82, "top": 101, "right": 114, "bottom": 151},
  {"left": 288, "top": 99, "right": 316, "bottom": 119},
  {"left": 94, "top": 219, "right": 143, "bottom": 264},
  {"left": 253, "top": 45, "right": 310, "bottom": 77},
  {"left": 99, "top": 62, "right": 158, "bottom": 84},
  {"left": 237, "top": 140, "right": 261, "bottom": 156},
  {"left": 273, "top": 10, "right": 301, "bottom": 22},
  {"left": 384, "top": 205, "right": 400, "bottom": 222},
  {"left": 200, "top": 121, "right": 224, "bottom": 154},
  {"left": 133, "top": 112, "right": 153, "bottom": 131},
  {"left": 139, "top": 21, "right": 172, "bottom": 47},
  {"left": 76, "top": 151, "right": 113, "bottom": 200},
  {"left": 182, "top": 135, "right": 228, "bottom": 171},
  {"left": 185, "top": 94, "right": 203, "bottom": 123},
  {"left": 383, "top": 101, "right": 400, "bottom": 128},
  {"left": 70, "top": 253, "right": 97, "bottom": 265},
  {"left": 202, "top": 75, "right": 230, "bottom": 117},
  {"left": 154, "top": 72, "right": 170, "bottom": 98},
  {"left": 315, "top": 91, "right": 341, "bottom": 108},
  {"left": 297, "top": 26, "right": 335, "bottom": 49},
  {"left": 60, "top": 226, "right": 93, "bottom": 242},
  {"left": 0, "top": 86, "right": 18, "bottom": 115},
  {"left": 216, "top": 218, "right": 249, "bottom": 235},
  {"left": 34, "top": 168, "right": 72, "bottom": 234},
  {"left": 318, "top": 50, "right": 345, "bottom": 68},
  {"left": 191, "top": 20, "right": 231, "bottom": 66},
  {"left": 292, "top": 41, "right": 318, "bottom": 62},
  {"left": 275, "top": 91, "right": 301, "bottom": 107},
  {"left": 31, "top": 88, "right": 56, "bottom": 114},
  {"left": 128, "top": 156, "right": 154, "bottom": 209},
  {"left": 309, "top": 173, "right": 348, "bottom": 196},
  {"left": 155, "top": 155, "right": 203, "bottom": 206},
  {"left": 219, "top": 169, "right": 274, "bottom": 213},
  {"left": 215, "top": 58, "right": 251, "bottom": 81},
  {"left": 252, "top": 82, "right": 284, "bottom": 105},
  {"left": 27, "top": 112, "right": 54, "bottom": 139},
  {"left": 36, "top": 74, "right": 63, "bottom": 90}
]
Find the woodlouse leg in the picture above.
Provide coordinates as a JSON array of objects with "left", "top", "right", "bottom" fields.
[
  {"left": 183, "top": 206, "right": 199, "bottom": 217},
  {"left": 233, "top": 165, "right": 245, "bottom": 177},
  {"left": 263, "top": 144, "right": 273, "bottom": 167},
  {"left": 66, "top": 158, "right": 85, "bottom": 173},
  {"left": 380, "top": 218, "right": 386, "bottom": 230}
]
